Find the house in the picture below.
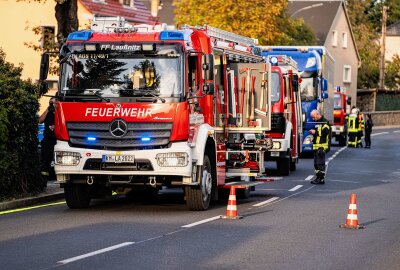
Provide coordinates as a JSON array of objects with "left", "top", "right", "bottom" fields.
[
  {"left": 386, "top": 20, "right": 400, "bottom": 61},
  {"left": 288, "top": 0, "right": 361, "bottom": 108},
  {"left": 0, "top": 0, "right": 154, "bottom": 113}
]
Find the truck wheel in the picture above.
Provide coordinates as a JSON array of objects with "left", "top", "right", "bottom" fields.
[
  {"left": 277, "top": 157, "right": 290, "bottom": 176},
  {"left": 65, "top": 184, "right": 91, "bottom": 209},
  {"left": 290, "top": 157, "right": 297, "bottom": 171},
  {"left": 185, "top": 154, "right": 213, "bottom": 211}
]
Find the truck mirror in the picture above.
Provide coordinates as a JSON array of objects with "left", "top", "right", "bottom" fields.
[
  {"left": 321, "top": 78, "right": 328, "bottom": 91},
  {"left": 292, "top": 74, "right": 299, "bottom": 92},
  {"left": 347, "top": 96, "right": 352, "bottom": 105},
  {"left": 39, "top": 53, "right": 50, "bottom": 81},
  {"left": 202, "top": 54, "right": 214, "bottom": 81},
  {"left": 322, "top": 92, "right": 328, "bottom": 99},
  {"left": 203, "top": 82, "right": 214, "bottom": 95}
]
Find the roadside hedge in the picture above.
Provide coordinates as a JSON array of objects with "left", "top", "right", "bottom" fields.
[{"left": 0, "top": 48, "right": 42, "bottom": 200}]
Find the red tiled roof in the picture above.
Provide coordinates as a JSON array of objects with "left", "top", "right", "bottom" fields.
[{"left": 80, "top": 0, "right": 156, "bottom": 24}]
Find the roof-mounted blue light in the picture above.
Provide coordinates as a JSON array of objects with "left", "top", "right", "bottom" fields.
[
  {"left": 159, "top": 31, "right": 184, "bottom": 41},
  {"left": 67, "top": 31, "right": 93, "bottom": 41}
]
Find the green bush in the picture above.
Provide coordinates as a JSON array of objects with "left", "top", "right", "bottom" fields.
[{"left": 0, "top": 48, "right": 42, "bottom": 200}]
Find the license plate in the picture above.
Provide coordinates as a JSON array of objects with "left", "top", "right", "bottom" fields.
[
  {"left": 102, "top": 155, "right": 135, "bottom": 163},
  {"left": 270, "top": 152, "right": 279, "bottom": 157},
  {"left": 335, "top": 131, "right": 341, "bottom": 135}
]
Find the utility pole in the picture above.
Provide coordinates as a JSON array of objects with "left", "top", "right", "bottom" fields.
[{"left": 379, "top": 6, "right": 388, "bottom": 91}]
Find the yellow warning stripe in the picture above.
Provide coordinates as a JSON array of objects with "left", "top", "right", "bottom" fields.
[{"left": 0, "top": 201, "right": 66, "bottom": 215}]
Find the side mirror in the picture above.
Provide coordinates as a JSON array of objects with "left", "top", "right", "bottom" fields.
[
  {"left": 322, "top": 92, "right": 328, "bottom": 99},
  {"left": 203, "top": 82, "right": 214, "bottom": 95},
  {"left": 39, "top": 53, "right": 50, "bottom": 82},
  {"left": 346, "top": 96, "right": 352, "bottom": 105},
  {"left": 292, "top": 74, "right": 299, "bottom": 92},
  {"left": 321, "top": 78, "right": 328, "bottom": 91},
  {"left": 202, "top": 54, "right": 214, "bottom": 81}
]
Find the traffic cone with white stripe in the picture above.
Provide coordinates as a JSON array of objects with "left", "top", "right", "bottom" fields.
[
  {"left": 223, "top": 186, "right": 242, "bottom": 219},
  {"left": 340, "top": 193, "right": 365, "bottom": 229}
]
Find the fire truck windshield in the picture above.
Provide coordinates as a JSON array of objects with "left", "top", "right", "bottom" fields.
[
  {"left": 270, "top": 72, "right": 280, "bottom": 104},
  {"left": 334, "top": 93, "right": 342, "bottom": 109},
  {"left": 299, "top": 76, "right": 317, "bottom": 102},
  {"left": 59, "top": 44, "right": 183, "bottom": 101}
]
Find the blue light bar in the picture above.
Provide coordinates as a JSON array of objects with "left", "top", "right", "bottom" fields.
[
  {"left": 159, "top": 31, "right": 184, "bottom": 41},
  {"left": 141, "top": 137, "right": 151, "bottom": 142},
  {"left": 87, "top": 137, "right": 97, "bottom": 141},
  {"left": 67, "top": 31, "right": 93, "bottom": 41}
]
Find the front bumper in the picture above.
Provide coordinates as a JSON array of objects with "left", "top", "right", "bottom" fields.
[{"left": 54, "top": 141, "right": 192, "bottom": 182}]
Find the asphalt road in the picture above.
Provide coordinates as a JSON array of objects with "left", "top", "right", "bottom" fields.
[{"left": 1, "top": 128, "right": 400, "bottom": 270}]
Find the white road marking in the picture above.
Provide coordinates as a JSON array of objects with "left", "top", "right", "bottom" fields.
[
  {"left": 288, "top": 185, "right": 303, "bottom": 192},
  {"left": 58, "top": 242, "right": 135, "bottom": 265},
  {"left": 253, "top": 197, "right": 279, "bottom": 207},
  {"left": 328, "top": 179, "right": 360, "bottom": 184},
  {"left": 372, "top": 132, "right": 389, "bottom": 136},
  {"left": 394, "top": 130, "right": 400, "bottom": 133},
  {"left": 181, "top": 216, "right": 222, "bottom": 228},
  {"left": 305, "top": 175, "right": 314, "bottom": 181}
]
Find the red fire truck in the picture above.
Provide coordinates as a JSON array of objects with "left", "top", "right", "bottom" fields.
[
  {"left": 261, "top": 55, "right": 302, "bottom": 176},
  {"left": 39, "top": 17, "right": 272, "bottom": 210},
  {"left": 332, "top": 87, "right": 351, "bottom": 146}
]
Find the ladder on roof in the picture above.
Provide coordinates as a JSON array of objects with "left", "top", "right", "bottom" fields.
[
  {"left": 269, "top": 55, "right": 298, "bottom": 70},
  {"left": 204, "top": 25, "right": 258, "bottom": 47},
  {"left": 91, "top": 16, "right": 167, "bottom": 33}
]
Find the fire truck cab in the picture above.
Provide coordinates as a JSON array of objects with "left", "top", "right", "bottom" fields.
[
  {"left": 262, "top": 56, "right": 302, "bottom": 175},
  {"left": 332, "top": 87, "right": 351, "bottom": 146},
  {"left": 39, "top": 17, "right": 272, "bottom": 210}
]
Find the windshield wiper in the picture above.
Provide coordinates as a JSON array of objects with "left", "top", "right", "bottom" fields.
[
  {"left": 93, "top": 91, "right": 110, "bottom": 102},
  {"left": 133, "top": 91, "right": 166, "bottom": 103}
]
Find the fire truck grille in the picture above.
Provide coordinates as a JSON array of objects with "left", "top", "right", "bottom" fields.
[
  {"left": 67, "top": 122, "right": 173, "bottom": 150},
  {"left": 334, "top": 117, "right": 341, "bottom": 124},
  {"left": 83, "top": 158, "right": 153, "bottom": 171}
]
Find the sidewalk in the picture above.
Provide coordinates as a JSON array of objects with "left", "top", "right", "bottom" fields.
[{"left": 0, "top": 181, "right": 64, "bottom": 211}]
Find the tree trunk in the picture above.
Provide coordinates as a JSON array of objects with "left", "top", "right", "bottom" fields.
[{"left": 55, "top": 0, "right": 79, "bottom": 48}]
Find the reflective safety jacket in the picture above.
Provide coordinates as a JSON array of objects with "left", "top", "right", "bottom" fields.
[
  {"left": 312, "top": 117, "right": 330, "bottom": 151},
  {"left": 358, "top": 114, "right": 364, "bottom": 131},
  {"left": 348, "top": 114, "right": 359, "bottom": 133}
]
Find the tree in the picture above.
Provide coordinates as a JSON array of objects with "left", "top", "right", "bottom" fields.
[
  {"left": 366, "top": 0, "right": 400, "bottom": 32},
  {"left": 173, "top": 0, "right": 316, "bottom": 46},
  {"left": 0, "top": 48, "right": 42, "bottom": 199},
  {"left": 385, "top": 55, "right": 400, "bottom": 89}
]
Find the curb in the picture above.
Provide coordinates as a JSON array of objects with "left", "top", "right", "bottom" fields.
[{"left": 0, "top": 192, "right": 65, "bottom": 211}]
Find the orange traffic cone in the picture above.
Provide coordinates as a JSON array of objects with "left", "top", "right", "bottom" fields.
[
  {"left": 340, "top": 193, "right": 365, "bottom": 229},
  {"left": 223, "top": 186, "right": 242, "bottom": 219}
]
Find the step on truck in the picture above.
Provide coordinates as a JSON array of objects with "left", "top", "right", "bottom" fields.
[
  {"left": 332, "top": 86, "right": 351, "bottom": 146},
  {"left": 261, "top": 55, "right": 302, "bottom": 176},
  {"left": 39, "top": 16, "right": 272, "bottom": 210},
  {"left": 261, "top": 46, "right": 334, "bottom": 154}
]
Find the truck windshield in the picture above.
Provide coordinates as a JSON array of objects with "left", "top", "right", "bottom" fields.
[
  {"left": 271, "top": 72, "right": 280, "bottom": 104},
  {"left": 59, "top": 44, "right": 183, "bottom": 101},
  {"left": 299, "top": 76, "right": 317, "bottom": 102},
  {"left": 334, "top": 93, "right": 342, "bottom": 109}
]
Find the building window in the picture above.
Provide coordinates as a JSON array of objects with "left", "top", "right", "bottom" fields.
[
  {"left": 342, "top": 32, "right": 348, "bottom": 48},
  {"left": 343, "top": 65, "right": 351, "bottom": 83},
  {"left": 41, "top": 26, "right": 55, "bottom": 49},
  {"left": 332, "top": 30, "right": 338, "bottom": 47},
  {"left": 122, "top": 0, "right": 135, "bottom": 8}
]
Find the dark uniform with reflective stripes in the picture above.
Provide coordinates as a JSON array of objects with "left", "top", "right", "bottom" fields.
[{"left": 311, "top": 117, "right": 330, "bottom": 184}]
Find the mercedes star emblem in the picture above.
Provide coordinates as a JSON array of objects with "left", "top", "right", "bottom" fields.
[{"left": 109, "top": 119, "right": 128, "bottom": 138}]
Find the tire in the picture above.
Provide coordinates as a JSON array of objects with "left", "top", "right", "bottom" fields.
[
  {"left": 65, "top": 184, "right": 91, "bottom": 209},
  {"left": 290, "top": 157, "right": 297, "bottom": 171},
  {"left": 237, "top": 187, "right": 251, "bottom": 199},
  {"left": 185, "top": 154, "right": 213, "bottom": 211},
  {"left": 277, "top": 157, "right": 290, "bottom": 176}
]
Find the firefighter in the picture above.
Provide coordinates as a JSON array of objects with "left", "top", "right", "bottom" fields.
[
  {"left": 357, "top": 110, "right": 365, "bottom": 148},
  {"left": 309, "top": 109, "right": 330, "bottom": 185},
  {"left": 347, "top": 108, "right": 359, "bottom": 148},
  {"left": 364, "top": 114, "right": 373, "bottom": 148},
  {"left": 39, "top": 98, "right": 57, "bottom": 185}
]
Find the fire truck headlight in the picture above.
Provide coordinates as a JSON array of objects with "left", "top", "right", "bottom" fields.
[
  {"left": 156, "top": 153, "right": 189, "bottom": 167},
  {"left": 272, "top": 141, "right": 281, "bottom": 150},
  {"left": 55, "top": 151, "right": 81, "bottom": 166},
  {"left": 303, "top": 135, "right": 313, "bottom": 145}
]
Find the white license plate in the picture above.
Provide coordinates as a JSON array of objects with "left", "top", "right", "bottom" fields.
[
  {"left": 270, "top": 152, "right": 279, "bottom": 157},
  {"left": 335, "top": 131, "right": 341, "bottom": 135},
  {"left": 102, "top": 155, "right": 135, "bottom": 163}
]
